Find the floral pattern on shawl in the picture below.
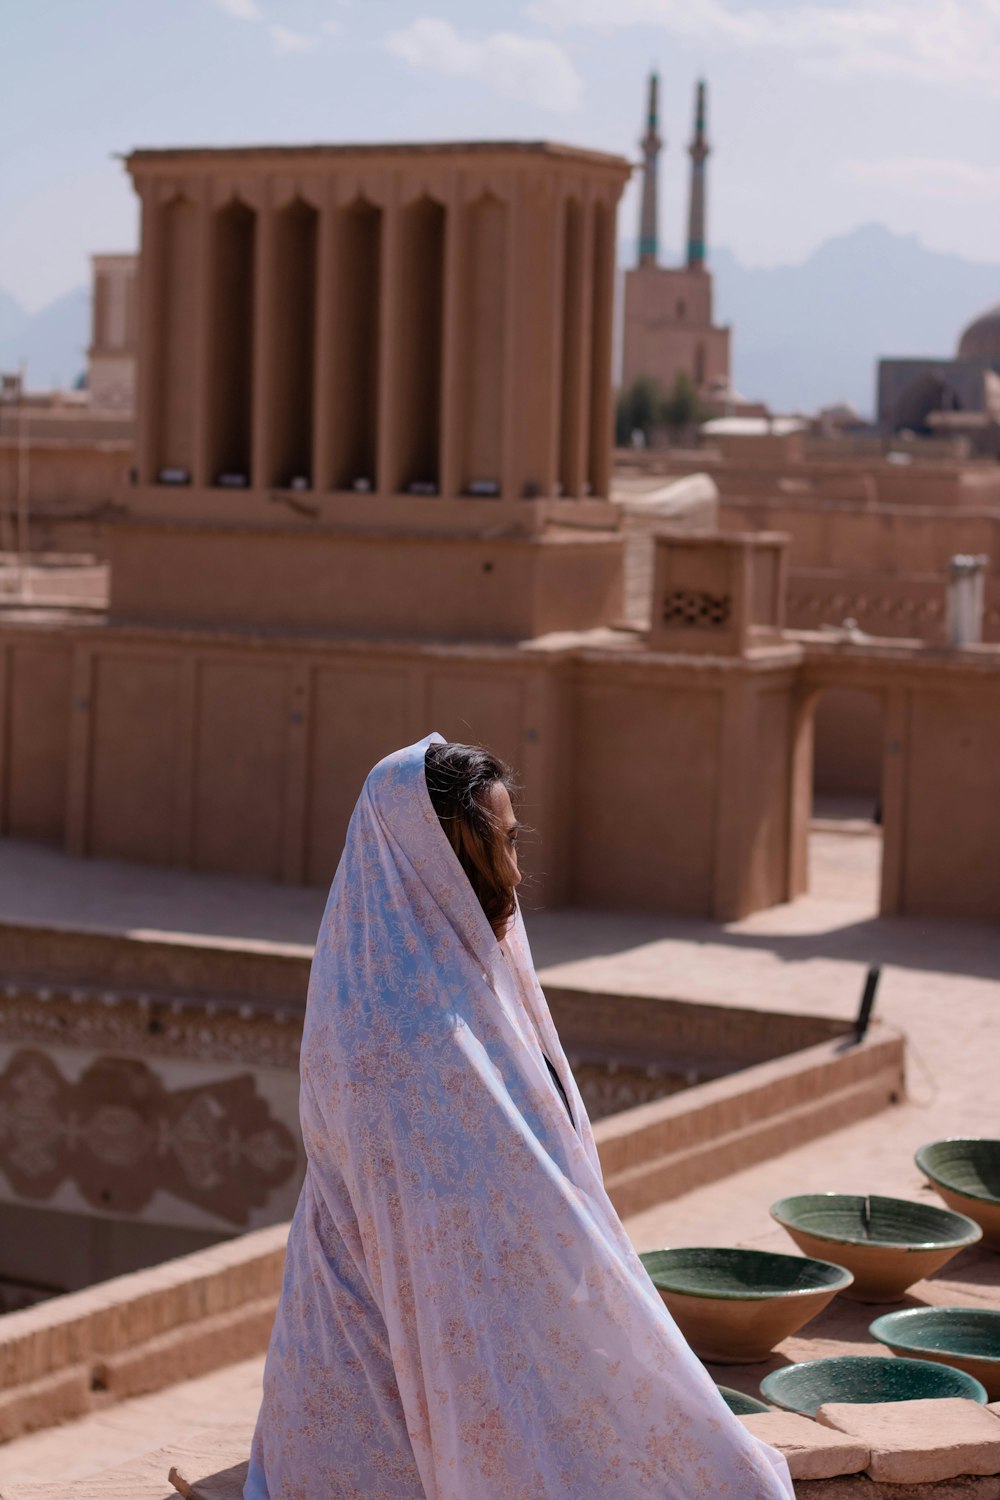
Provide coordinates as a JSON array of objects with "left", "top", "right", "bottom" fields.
[{"left": 245, "top": 734, "right": 793, "bottom": 1500}]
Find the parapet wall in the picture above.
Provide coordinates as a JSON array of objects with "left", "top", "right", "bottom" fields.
[
  {"left": 0, "top": 439, "right": 131, "bottom": 554},
  {"left": 0, "top": 1021, "right": 904, "bottom": 1441},
  {"left": 0, "top": 1224, "right": 286, "bottom": 1442}
]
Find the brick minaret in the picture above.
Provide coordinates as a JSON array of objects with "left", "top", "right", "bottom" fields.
[
  {"left": 638, "top": 72, "right": 663, "bottom": 268},
  {"left": 686, "top": 79, "right": 709, "bottom": 270}
]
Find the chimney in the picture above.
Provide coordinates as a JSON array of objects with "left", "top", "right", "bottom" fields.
[{"left": 947, "top": 554, "right": 988, "bottom": 647}]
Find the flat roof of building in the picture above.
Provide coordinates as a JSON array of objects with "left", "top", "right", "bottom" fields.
[
  {"left": 124, "top": 139, "right": 631, "bottom": 173},
  {"left": 701, "top": 416, "right": 807, "bottom": 437}
]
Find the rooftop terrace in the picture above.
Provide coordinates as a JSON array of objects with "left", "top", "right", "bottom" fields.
[{"left": 0, "top": 815, "right": 996, "bottom": 1494}]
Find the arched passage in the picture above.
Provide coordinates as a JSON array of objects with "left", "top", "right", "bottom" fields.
[
  {"left": 891, "top": 373, "right": 963, "bottom": 434},
  {"left": 808, "top": 686, "right": 885, "bottom": 911}
]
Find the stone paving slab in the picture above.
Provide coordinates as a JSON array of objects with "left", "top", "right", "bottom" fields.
[
  {"left": 1, "top": 1449, "right": 176, "bottom": 1500},
  {"left": 166, "top": 1424, "right": 254, "bottom": 1499},
  {"left": 794, "top": 1478, "right": 1000, "bottom": 1499},
  {"left": 818, "top": 1399, "right": 1000, "bottom": 1485},
  {"left": 0, "top": 1358, "right": 264, "bottom": 1490},
  {"left": 738, "top": 1411, "right": 869, "bottom": 1479}
]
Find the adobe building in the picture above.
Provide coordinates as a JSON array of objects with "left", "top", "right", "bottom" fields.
[
  {"left": 87, "top": 253, "right": 138, "bottom": 411},
  {"left": 0, "top": 133, "right": 997, "bottom": 938},
  {"left": 878, "top": 302, "right": 1000, "bottom": 450},
  {"left": 119, "top": 141, "right": 625, "bottom": 640},
  {"left": 0, "top": 253, "right": 137, "bottom": 553},
  {"left": 0, "top": 137, "right": 805, "bottom": 927},
  {"left": 621, "top": 75, "right": 731, "bottom": 400}
]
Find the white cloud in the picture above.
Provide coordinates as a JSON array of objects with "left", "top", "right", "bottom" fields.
[
  {"left": 322, "top": 19, "right": 344, "bottom": 36},
  {"left": 386, "top": 17, "right": 582, "bottom": 113},
  {"left": 213, "top": 0, "right": 262, "bottom": 20},
  {"left": 269, "top": 24, "right": 319, "bottom": 53},
  {"left": 841, "top": 156, "right": 1000, "bottom": 200},
  {"left": 524, "top": 0, "right": 1000, "bottom": 86}
]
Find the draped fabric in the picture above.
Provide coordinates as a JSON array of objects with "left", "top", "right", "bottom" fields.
[{"left": 245, "top": 735, "right": 793, "bottom": 1500}]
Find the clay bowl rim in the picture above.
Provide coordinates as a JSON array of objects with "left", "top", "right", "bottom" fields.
[
  {"left": 759, "top": 1353, "right": 989, "bottom": 1416},
  {"left": 915, "top": 1138, "right": 1000, "bottom": 1208},
  {"left": 770, "top": 1191, "right": 983, "bottom": 1253},
  {"left": 716, "top": 1383, "right": 772, "bottom": 1416},
  {"left": 639, "top": 1246, "right": 854, "bottom": 1302},
  {"left": 869, "top": 1307, "right": 1000, "bottom": 1370}
]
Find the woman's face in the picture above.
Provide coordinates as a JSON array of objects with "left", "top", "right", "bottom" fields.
[{"left": 486, "top": 782, "right": 522, "bottom": 890}]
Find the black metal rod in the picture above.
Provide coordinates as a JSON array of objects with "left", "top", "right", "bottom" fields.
[{"left": 854, "top": 965, "right": 881, "bottom": 1043}]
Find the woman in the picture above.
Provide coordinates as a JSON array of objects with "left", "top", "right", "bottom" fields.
[{"left": 245, "top": 734, "right": 792, "bottom": 1500}]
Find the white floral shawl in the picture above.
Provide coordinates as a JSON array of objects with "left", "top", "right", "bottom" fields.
[{"left": 245, "top": 735, "right": 793, "bottom": 1500}]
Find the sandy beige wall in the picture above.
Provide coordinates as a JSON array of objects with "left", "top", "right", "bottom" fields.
[
  {"left": 3, "top": 618, "right": 998, "bottom": 921},
  {"left": 109, "top": 525, "right": 623, "bottom": 641},
  {"left": 0, "top": 625, "right": 798, "bottom": 921},
  {"left": 902, "top": 686, "right": 1000, "bottom": 918}
]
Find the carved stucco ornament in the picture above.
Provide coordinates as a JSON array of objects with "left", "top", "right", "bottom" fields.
[{"left": 0, "top": 1049, "right": 298, "bottom": 1224}]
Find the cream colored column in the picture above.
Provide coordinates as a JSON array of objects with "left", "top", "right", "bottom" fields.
[
  {"left": 171, "top": 654, "right": 198, "bottom": 868},
  {"left": 134, "top": 181, "right": 162, "bottom": 486},
  {"left": 544, "top": 187, "right": 566, "bottom": 500},
  {"left": 191, "top": 178, "right": 215, "bottom": 489},
  {"left": 251, "top": 185, "right": 277, "bottom": 490},
  {"left": 879, "top": 686, "right": 909, "bottom": 916},
  {"left": 570, "top": 185, "right": 596, "bottom": 497},
  {"left": 311, "top": 181, "right": 337, "bottom": 493},
  {"left": 711, "top": 674, "right": 755, "bottom": 921},
  {"left": 500, "top": 176, "right": 520, "bottom": 503},
  {"left": 786, "top": 685, "right": 819, "bottom": 901},
  {"left": 0, "top": 644, "right": 8, "bottom": 835},
  {"left": 375, "top": 179, "right": 401, "bottom": 498},
  {"left": 65, "top": 645, "right": 94, "bottom": 857},
  {"left": 438, "top": 172, "right": 463, "bottom": 502},
  {"left": 588, "top": 193, "right": 616, "bottom": 500},
  {"left": 281, "top": 662, "right": 311, "bottom": 883}
]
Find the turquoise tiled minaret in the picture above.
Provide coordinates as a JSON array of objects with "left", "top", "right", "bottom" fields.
[
  {"left": 686, "top": 79, "right": 710, "bottom": 270},
  {"left": 638, "top": 72, "right": 662, "bottom": 267}
]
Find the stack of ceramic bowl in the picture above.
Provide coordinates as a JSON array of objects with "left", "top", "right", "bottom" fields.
[
  {"left": 639, "top": 1246, "right": 853, "bottom": 1363},
  {"left": 770, "top": 1192, "right": 982, "bottom": 1302},
  {"left": 916, "top": 1139, "right": 1000, "bottom": 1249}
]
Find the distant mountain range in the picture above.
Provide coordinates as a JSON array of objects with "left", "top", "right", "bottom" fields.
[
  {"left": 2, "top": 223, "right": 997, "bottom": 417},
  {"left": 712, "top": 223, "right": 999, "bottom": 417},
  {"left": 0, "top": 285, "right": 89, "bottom": 391}
]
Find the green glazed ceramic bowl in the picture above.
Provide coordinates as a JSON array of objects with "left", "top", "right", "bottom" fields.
[
  {"left": 760, "top": 1354, "right": 988, "bottom": 1417},
  {"left": 870, "top": 1307, "right": 1000, "bottom": 1401},
  {"left": 717, "top": 1384, "right": 771, "bottom": 1416},
  {"left": 770, "top": 1193, "right": 981, "bottom": 1302},
  {"left": 640, "top": 1247, "right": 853, "bottom": 1364},
  {"left": 916, "top": 1139, "right": 1000, "bottom": 1250}
]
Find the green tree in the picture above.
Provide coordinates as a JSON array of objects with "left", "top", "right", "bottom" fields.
[
  {"left": 659, "top": 371, "right": 702, "bottom": 435},
  {"left": 615, "top": 375, "right": 664, "bottom": 446}
]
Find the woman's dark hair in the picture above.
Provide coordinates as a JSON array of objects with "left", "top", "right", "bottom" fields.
[{"left": 424, "top": 741, "right": 519, "bottom": 939}]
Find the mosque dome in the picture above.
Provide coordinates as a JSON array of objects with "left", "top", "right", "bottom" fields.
[{"left": 957, "top": 303, "right": 1000, "bottom": 361}]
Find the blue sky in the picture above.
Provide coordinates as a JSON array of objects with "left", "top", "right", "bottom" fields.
[{"left": 2, "top": 0, "right": 998, "bottom": 311}]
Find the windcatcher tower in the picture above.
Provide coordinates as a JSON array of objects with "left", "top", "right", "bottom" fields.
[
  {"left": 638, "top": 72, "right": 662, "bottom": 267},
  {"left": 686, "top": 79, "right": 709, "bottom": 270},
  {"left": 116, "top": 141, "right": 630, "bottom": 640}
]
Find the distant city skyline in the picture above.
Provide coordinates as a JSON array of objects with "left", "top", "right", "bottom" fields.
[{"left": 2, "top": 0, "right": 999, "bottom": 313}]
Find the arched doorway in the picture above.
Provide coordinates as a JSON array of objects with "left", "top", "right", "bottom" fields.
[
  {"left": 891, "top": 373, "right": 962, "bottom": 434},
  {"left": 808, "top": 687, "right": 884, "bottom": 911}
]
